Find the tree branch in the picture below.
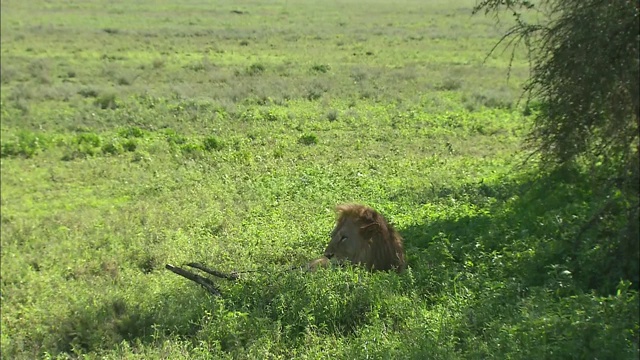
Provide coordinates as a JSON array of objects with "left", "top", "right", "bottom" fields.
[
  {"left": 185, "top": 262, "right": 240, "bottom": 281},
  {"left": 165, "top": 264, "right": 222, "bottom": 296}
]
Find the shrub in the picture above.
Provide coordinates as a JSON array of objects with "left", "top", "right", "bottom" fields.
[
  {"left": 102, "top": 140, "right": 123, "bottom": 155},
  {"left": 310, "top": 64, "right": 331, "bottom": 73},
  {"left": 0, "top": 130, "right": 47, "bottom": 158},
  {"left": 246, "top": 63, "right": 265, "bottom": 76},
  {"left": 118, "top": 126, "right": 145, "bottom": 138},
  {"left": 164, "top": 129, "right": 187, "bottom": 145},
  {"left": 262, "top": 108, "right": 287, "bottom": 122},
  {"left": 435, "top": 77, "right": 462, "bottom": 91},
  {"left": 27, "top": 58, "right": 51, "bottom": 84},
  {"left": 122, "top": 139, "right": 138, "bottom": 152},
  {"left": 180, "top": 142, "right": 203, "bottom": 157},
  {"left": 78, "top": 88, "right": 100, "bottom": 98},
  {"left": 298, "top": 133, "right": 318, "bottom": 145},
  {"left": 0, "top": 65, "right": 19, "bottom": 84},
  {"left": 95, "top": 92, "right": 118, "bottom": 109},
  {"left": 326, "top": 109, "right": 339, "bottom": 122},
  {"left": 76, "top": 133, "right": 102, "bottom": 148},
  {"left": 203, "top": 136, "right": 224, "bottom": 151}
]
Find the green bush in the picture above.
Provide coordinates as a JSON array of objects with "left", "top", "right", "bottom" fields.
[
  {"left": 180, "top": 142, "right": 203, "bottom": 157},
  {"left": 101, "top": 139, "right": 123, "bottom": 155},
  {"left": 203, "top": 136, "right": 224, "bottom": 151},
  {"left": 76, "top": 132, "right": 102, "bottom": 147},
  {"left": 118, "top": 126, "right": 145, "bottom": 138},
  {"left": 1, "top": 130, "right": 47, "bottom": 158},
  {"left": 122, "top": 139, "right": 137, "bottom": 152},
  {"left": 78, "top": 88, "right": 100, "bottom": 98},
  {"left": 310, "top": 64, "right": 331, "bottom": 73},
  {"left": 94, "top": 92, "right": 118, "bottom": 109},
  {"left": 261, "top": 108, "right": 287, "bottom": 122},
  {"left": 326, "top": 109, "right": 339, "bottom": 122},
  {"left": 164, "top": 129, "right": 187, "bottom": 145},
  {"left": 246, "top": 63, "right": 265, "bottom": 76},
  {"left": 298, "top": 133, "right": 318, "bottom": 145}
]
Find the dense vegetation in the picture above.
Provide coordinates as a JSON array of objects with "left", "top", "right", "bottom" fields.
[
  {"left": 1, "top": 0, "right": 637, "bottom": 358},
  {"left": 474, "top": 0, "right": 639, "bottom": 295}
]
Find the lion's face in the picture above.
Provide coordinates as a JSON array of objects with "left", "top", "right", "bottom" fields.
[{"left": 324, "top": 216, "right": 368, "bottom": 265}]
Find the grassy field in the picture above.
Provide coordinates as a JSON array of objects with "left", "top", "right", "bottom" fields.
[{"left": 1, "top": 0, "right": 638, "bottom": 358}]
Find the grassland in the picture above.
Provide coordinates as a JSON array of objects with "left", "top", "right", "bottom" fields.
[{"left": 1, "top": 0, "right": 638, "bottom": 358}]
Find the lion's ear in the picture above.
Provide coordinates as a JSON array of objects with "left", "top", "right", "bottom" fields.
[
  {"left": 360, "top": 222, "right": 381, "bottom": 237},
  {"left": 334, "top": 204, "right": 351, "bottom": 215}
]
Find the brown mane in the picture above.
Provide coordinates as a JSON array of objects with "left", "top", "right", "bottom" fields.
[
  {"left": 309, "top": 204, "right": 406, "bottom": 272},
  {"left": 331, "top": 204, "right": 406, "bottom": 273}
]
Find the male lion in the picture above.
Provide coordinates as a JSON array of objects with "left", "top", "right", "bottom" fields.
[
  {"left": 166, "top": 203, "right": 405, "bottom": 295},
  {"left": 308, "top": 204, "right": 406, "bottom": 273}
]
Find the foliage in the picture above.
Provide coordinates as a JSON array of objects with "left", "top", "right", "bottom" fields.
[
  {"left": 1, "top": 0, "right": 637, "bottom": 358},
  {"left": 118, "top": 127, "right": 145, "bottom": 139},
  {"left": 1, "top": 130, "right": 48, "bottom": 158},
  {"left": 474, "top": 0, "right": 640, "bottom": 294},
  {"left": 203, "top": 136, "right": 224, "bottom": 151},
  {"left": 298, "top": 133, "right": 319, "bottom": 145},
  {"left": 474, "top": 0, "right": 638, "bottom": 165},
  {"left": 95, "top": 92, "right": 119, "bottom": 109}
]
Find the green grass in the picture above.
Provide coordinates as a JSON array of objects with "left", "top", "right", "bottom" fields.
[{"left": 1, "top": 0, "right": 638, "bottom": 358}]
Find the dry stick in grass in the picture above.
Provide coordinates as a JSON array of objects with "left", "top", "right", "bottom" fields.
[
  {"left": 185, "top": 262, "right": 241, "bottom": 280},
  {"left": 167, "top": 262, "right": 306, "bottom": 295},
  {"left": 166, "top": 263, "right": 290, "bottom": 296},
  {"left": 165, "top": 264, "right": 222, "bottom": 296}
]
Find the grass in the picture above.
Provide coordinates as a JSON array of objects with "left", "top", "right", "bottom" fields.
[{"left": 1, "top": 0, "right": 638, "bottom": 359}]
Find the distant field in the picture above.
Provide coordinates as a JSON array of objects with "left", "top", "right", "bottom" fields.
[{"left": 1, "top": 0, "right": 637, "bottom": 359}]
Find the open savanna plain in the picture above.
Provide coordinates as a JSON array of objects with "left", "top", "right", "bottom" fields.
[{"left": 1, "top": 0, "right": 638, "bottom": 358}]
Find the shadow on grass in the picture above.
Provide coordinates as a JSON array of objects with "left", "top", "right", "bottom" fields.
[
  {"left": 50, "top": 285, "right": 213, "bottom": 356},
  {"left": 45, "top": 165, "right": 638, "bottom": 357},
  {"left": 48, "top": 265, "right": 416, "bottom": 357},
  {"left": 394, "top": 165, "right": 639, "bottom": 358},
  {"left": 399, "top": 164, "right": 639, "bottom": 297}
]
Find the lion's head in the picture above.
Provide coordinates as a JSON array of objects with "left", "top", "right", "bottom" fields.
[{"left": 310, "top": 204, "right": 406, "bottom": 273}]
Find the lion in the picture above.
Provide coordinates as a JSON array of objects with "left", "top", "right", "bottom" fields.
[
  {"left": 166, "top": 203, "right": 406, "bottom": 295},
  {"left": 308, "top": 204, "right": 406, "bottom": 273}
]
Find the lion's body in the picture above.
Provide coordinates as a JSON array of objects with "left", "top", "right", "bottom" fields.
[{"left": 309, "top": 204, "right": 406, "bottom": 273}]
